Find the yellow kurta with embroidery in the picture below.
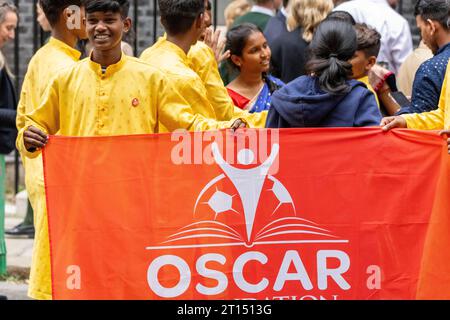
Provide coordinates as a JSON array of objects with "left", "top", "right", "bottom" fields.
[
  {"left": 18, "top": 54, "right": 232, "bottom": 160},
  {"left": 16, "top": 38, "right": 81, "bottom": 300},
  {"left": 401, "top": 63, "right": 450, "bottom": 130},
  {"left": 188, "top": 40, "right": 268, "bottom": 128}
]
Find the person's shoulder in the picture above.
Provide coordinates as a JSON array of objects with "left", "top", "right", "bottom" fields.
[
  {"left": 278, "top": 75, "right": 311, "bottom": 93},
  {"left": 129, "top": 55, "right": 196, "bottom": 85},
  {"left": 416, "top": 53, "right": 449, "bottom": 76},
  {"left": 234, "top": 11, "right": 269, "bottom": 24},
  {"left": 381, "top": 4, "right": 409, "bottom": 27},
  {"left": 26, "top": 42, "right": 54, "bottom": 66},
  {"left": 140, "top": 45, "right": 154, "bottom": 60},
  {"left": 268, "top": 74, "right": 285, "bottom": 86},
  {"left": 55, "top": 58, "right": 87, "bottom": 76},
  {"left": 348, "top": 78, "right": 369, "bottom": 90},
  {"left": 345, "top": 79, "right": 373, "bottom": 100},
  {"left": 333, "top": 0, "right": 362, "bottom": 13},
  {"left": 124, "top": 55, "right": 163, "bottom": 73},
  {"left": 189, "top": 41, "right": 213, "bottom": 59}
]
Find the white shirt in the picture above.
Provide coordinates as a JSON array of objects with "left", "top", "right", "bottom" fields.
[
  {"left": 251, "top": 5, "right": 275, "bottom": 17},
  {"left": 334, "top": 0, "right": 413, "bottom": 74}
]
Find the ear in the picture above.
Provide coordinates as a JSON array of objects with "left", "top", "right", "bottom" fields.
[
  {"left": 230, "top": 54, "right": 242, "bottom": 68},
  {"left": 123, "top": 17, "right": 132, "bottom": 33},
  {"left": 427, "top": 18, "right": 437, "bottom": 35},
  {"left": 366, "top": 56, "right": 377, "bottom": 71},
  {"left": 195, "top": 13, "right": 204, "bottom": 29},
  {"left": 62, "top": 7, "right": 71, "bottom": 23}
]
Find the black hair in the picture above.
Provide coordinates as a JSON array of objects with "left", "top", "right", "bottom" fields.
[
  {"left": 158, "top": 0, "right": 205, "bottom": 35},
  {"left": 85, "top": 0, "right": 130, "bottom": 18},
  {"left": 306, "top": 19, "right": 357, "bottom": 95},
  {"left": 325, "top": 10, "right": 356, "bottom": 25},
  {"left": 262, "top": 73, "right": 283, "bottom": 94},
  {"left": 225, "top": 23, "right": 281, "bottom": 94},
  {"left": 206, "top": 0, "right": 211, "bottom": 11},
  {"left": 414, "top": 0, "right": 421, "bottom": 16},
  {"left": 283, "top": 0, "right": 290, "bottom": 8},
  {"left": 415, "top": 0, "right": 449, "bottom": 29},
  {"left": 39, "top": 0, "right": 85, "bottom": 27}
]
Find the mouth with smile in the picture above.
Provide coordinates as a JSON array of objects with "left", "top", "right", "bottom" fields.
[{"left": 94, "top": 34, "right": 111, "bottom": 42}]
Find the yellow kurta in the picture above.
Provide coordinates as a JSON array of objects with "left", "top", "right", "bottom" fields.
[
  {"left": 16, "top": 37, "right": 81, "bottom": 300},
  {"left": 140, "top": 38, "right": 267, "bottom": 129},
  {"left": 188, "top": 41, "right": 234, "bottom": 121},
  {"left": 358, "top": 76, "right": 380, "bottom": 108},
  {"left": 188, "top": 40, "right": 268, "bottom": 128},
  {"left": 18, "top": 54, "right": 232, "bottom": 160},
  {"left": 140, "top": 38, "right": 217, "bottom": 132},
  {"left": 17, "top": 53, "right": 238, "bottom": 297},
  {"left": 402, "top": 63, "right": 450, "bottom": 130}
]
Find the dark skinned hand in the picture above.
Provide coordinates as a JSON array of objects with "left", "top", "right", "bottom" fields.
[
  {"left": 230, "top": 119, "right": 247, "bottom": 132},
  {"left": 23, "top": 126, "right": 48, "bottom": 152},
  {"left": 439, "top": 130, "right": 450, "bottom": 154}
]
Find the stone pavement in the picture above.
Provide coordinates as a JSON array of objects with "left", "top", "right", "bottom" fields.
[{"left": 0, "top": 202, "right": 33, "bottom": 300}]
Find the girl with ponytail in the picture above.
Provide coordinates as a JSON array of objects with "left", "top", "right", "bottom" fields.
[
  {"left": 266, "top": 19, "right": 381, "bottom": 128},
  {"left": 225, "top": 23, "right": 284, "bottom": 113}
]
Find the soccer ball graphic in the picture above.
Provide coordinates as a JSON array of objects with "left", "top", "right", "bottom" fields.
[
  {"left": 196, "top": 175, "right": 296, "bottom": 221},
  {"left": 206, "top": 189, "right": 238, "bottom": 220}
]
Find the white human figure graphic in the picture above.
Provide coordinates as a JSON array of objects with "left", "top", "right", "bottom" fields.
[{"left": 211, "top": 142, "right": 280, "bottom": 243}]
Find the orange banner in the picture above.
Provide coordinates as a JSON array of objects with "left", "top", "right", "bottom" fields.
[{"left": 43, "top": 128, "right": 450, "bottom": 300}]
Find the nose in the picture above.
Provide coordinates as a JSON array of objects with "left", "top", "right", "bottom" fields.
[
  {"left": 95, "top": 21, "right": 107, "bottom": 32},
  {"left": 261, "top": 48, "right": 269, "bottom": 59},
  {"left": 8, "top": 29, "right": 15, "bottom": 41},
  {"left": 263, "top": 47, "right": 271, "bottom": 59}
]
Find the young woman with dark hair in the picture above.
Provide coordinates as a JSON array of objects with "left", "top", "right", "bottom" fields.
[
  {"left": 266, "top": 19, "right": 381, "bottom": 128},
  {"left": 225, "top": 23, "right": 284, "bottom": 113}
]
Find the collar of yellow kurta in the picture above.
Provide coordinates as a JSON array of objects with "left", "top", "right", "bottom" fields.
[
  {"left": 158, "top": 37, "right": 191, "bottom": 65},
  {"left": 357, "top": 76, "right": 369, "bottom": 86},
  {"left": 48, "top": 37, "right": 82, "bottom": 61},
  {"left": 87, "top": 52, "right": 127, "bottom": 78}
]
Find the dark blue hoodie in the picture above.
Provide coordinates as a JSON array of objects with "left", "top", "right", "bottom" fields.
[{"left": 265, "top": 76, "right": 382, "bottom": 128}]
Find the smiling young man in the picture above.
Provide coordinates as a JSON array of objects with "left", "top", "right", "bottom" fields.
[
  {"left": 17, "top": 0, "right": 243, "bottom": 299},
  {"left": 15, "top": 0, "right": 88, "bottom": 300}
]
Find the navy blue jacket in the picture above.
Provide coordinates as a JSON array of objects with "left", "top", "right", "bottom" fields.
[
  {"left": 269, "top": 27, "right": 310, "bottom": 83},
  {"left": 397, "top": 42, "right": 450, "bottom": 115},
  {"left": 264, "top": 11, "right": 288, "bottom": 49},
  {"left": 265, "top": 76, "right": 382, "bottom": 128}
]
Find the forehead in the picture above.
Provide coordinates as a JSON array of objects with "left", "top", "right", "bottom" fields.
[
  {"left": 244, "top": 31, "right": 266, "bottom": 47},
  {"left": 86, "top": 10, "right": 121, "bottom": 18},
  {"left": 3, "top": 11, "right": 18, "bottom": 24}
]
